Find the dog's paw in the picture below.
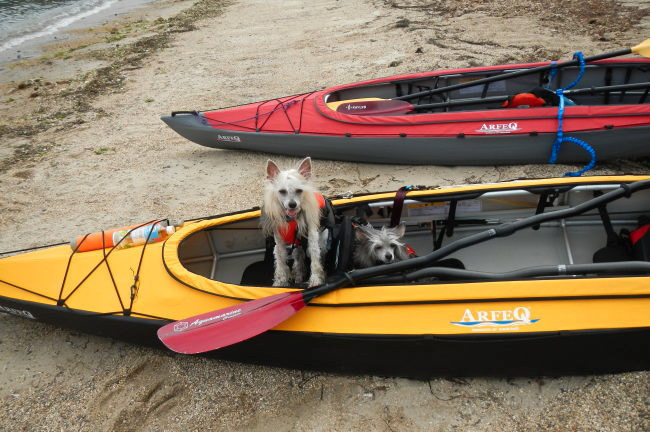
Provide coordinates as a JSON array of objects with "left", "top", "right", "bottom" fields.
[
  {"left": 272, "top": 278, "right": 289, "bottom": 287},
  {"left": 307, "top": 275, "right": 324, "bottom": 287},
  {"left": 293, "top": 266, "right": 306, "bottom": 284}
]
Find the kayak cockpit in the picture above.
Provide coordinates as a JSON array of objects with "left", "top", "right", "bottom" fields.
[
  {"left": 324, "top": 62, "right": 650, "bottom": 115},
  {"left": 174, "top": 179, "right": 650, "bottom": 293},
  {"left": 177, "top": 216, "right": 267, "bottom": 285}
]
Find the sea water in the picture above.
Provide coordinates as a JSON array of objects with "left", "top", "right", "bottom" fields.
[{"left": 0, "top": 0, "right": 157, "bottom": 63}]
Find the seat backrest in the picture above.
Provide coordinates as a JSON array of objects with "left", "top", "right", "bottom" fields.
[{"left": 325, "top": 215, "right": 354, "bottom": 275}]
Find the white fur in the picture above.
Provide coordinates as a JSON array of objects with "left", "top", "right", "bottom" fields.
[
  {"left": 262, "top": 157, "right": 325, "bottom": 287},
  {"left": 353, "top": 223, "right": 409, "bottom": 268}
]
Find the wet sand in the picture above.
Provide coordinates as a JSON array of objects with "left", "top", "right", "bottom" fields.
[{"left": 0, "top": 0, "right": 649, "bottom": 430}]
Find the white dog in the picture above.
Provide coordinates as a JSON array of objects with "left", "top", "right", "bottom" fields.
[
  {"left": 261, "top": 157, "right": 326, "bottom": 287},
  {"left": 353, "top": 223, "right": 409, "bottom": 268}
]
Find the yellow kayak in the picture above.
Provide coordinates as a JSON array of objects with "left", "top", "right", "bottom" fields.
[{"left": 1, "top": 175, "right": 649, "bottom": 376}]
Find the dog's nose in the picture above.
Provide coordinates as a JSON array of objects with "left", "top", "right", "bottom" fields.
[
  {"left": 385, "top": 252, "right": 393, "bottom": 261},
  {"left": 288, "top": 200, "right": 297, "bottom": 209}
]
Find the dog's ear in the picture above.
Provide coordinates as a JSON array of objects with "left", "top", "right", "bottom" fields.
[
  {"left": 391, "top": 222, "right": 406, "bottom": 238},
  {"left": 266, "top": 159, "right": 280, "bottom": 180},
  {"left": 355, "top": 225, "right": 369, "bottom": 242},
  {"left": 297, "top": 157, "right": 312, "bottom": 179}
]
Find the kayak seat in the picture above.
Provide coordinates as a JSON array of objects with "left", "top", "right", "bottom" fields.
[
  {"left": 592, "top": 215, "right": 650, "bottom": 264},
  {"left": 592, "top": 230, "right": 634, "bottom": 263},
  {"left": 325, "top": 203, "right": 374, "bottom": 277},
  {"left": 240, "top": 259, "right": 274, "bottom": 287},
  {"left": 241, "top": 213, "right": 353, "bottom": 287},
  {"left": 242, "top": 199, "right": 337, "bottom": 287},
  {"left": 240, "top": 236, "right": 274, "bottom": 286},
  {"left": 240, "top": 234, "right": 329, "bottom": 287},
  {"left": 592, "top": 202, "right": 636, "bottom": 264},
  {"left": 325, "top": 215, "right": 354, "bottom": 277}
]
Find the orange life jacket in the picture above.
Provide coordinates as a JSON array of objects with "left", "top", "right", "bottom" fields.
[
  {"left": 278, "top": 193, "right": 326, "bottom": 245},
  {"left": 501, "top": 93, "right": 547, "bottom": 109}
]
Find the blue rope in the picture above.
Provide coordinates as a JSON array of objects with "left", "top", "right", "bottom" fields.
[
  {"left": 548, "top": 62, "right": 557, "bottom": 87},
  {"left": 548, "top": 52, "right": 596, "bottom": 177},
  {"left": 562, "top": 52, "right": 586, "bottom": 90}
]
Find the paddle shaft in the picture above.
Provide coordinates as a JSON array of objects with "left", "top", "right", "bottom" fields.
[
  {"left": 303, "top": 179, "right": 650, "bottom": 302},
  {"left": 408, "top": 81, "right": 650, "bottom": 112},
  {"left": 370, "top": 261, "right": 650, "bottom": 283},
  {"left": 395, "top": 48, "right": 633, "bottom": 102}
]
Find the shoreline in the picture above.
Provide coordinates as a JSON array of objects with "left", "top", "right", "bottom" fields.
[
  {"left": 0, "top": 0, "right": 198, "bottom": 83},
  {"left": 0, "top": 0, "right": 170, "bottom": 65},
  {"left": 0, "top": 0, "right": 221, "bottom": 174}
]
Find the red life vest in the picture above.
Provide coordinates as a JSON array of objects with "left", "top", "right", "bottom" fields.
[
  {"left": 501, "top": 93, "right": 546, "bottom": 109},
  {"left": 278, "top": 193, "right": 326, "bottom": 245},
  {"left": 631, "top": 222, "right": 650, "bottom": 261},
  {"left": 631, "top": 224, "right": 650, "bottom": 245},
  {"left": 405, "top": 244, "right": 417, "bottom": 258}
]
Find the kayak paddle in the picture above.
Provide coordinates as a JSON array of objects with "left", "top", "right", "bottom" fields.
[
  {"left": 326, "top": 39, "right": 650, "bottom": 113},
  {"left": 157, "top": 291, "right": 306, "bottom": 354},
  {"left": 328, "top": 81, "right": 650, "bottom": 115},
  {"left": 157, "top": 179, "right": 650, "bottom": 354}
]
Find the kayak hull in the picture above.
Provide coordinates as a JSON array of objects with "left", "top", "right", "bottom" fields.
[
  {"left": 2, "top": 296, "right": 648, "bottom": 377},
  {"left": 2, "top": 176, "right": 650, "bottom": 377},
  {"left": 162, "top": 59, "right": 650, "bottom": 165},
  {"left": 162, "top": 113, "right": 650, "bottom": 165}
]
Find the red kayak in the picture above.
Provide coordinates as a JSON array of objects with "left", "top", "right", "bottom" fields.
[{"left": 162, "top": 56, "right": 650, "bottom": 167}]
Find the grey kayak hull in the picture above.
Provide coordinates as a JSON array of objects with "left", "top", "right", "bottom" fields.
[{"left": 161, "top": 113, "right": 650, "bottom": 165}]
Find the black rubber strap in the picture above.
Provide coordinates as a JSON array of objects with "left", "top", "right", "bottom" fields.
[{"left": 593, "top": 191, "right": 618, "bottom": 245}]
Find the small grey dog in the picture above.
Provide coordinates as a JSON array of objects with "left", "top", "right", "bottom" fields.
[{"left": 353, "top": 223, "right": 409, "bottom": 268}]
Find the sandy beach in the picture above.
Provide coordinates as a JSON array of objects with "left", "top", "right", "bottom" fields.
[{"left": 1, "top": 0, "right": 649, "bottom": 430}]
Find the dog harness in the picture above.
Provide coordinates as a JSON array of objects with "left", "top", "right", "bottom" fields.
[{"left": 278, "top": 193, "right": 327, "bottom": 245}]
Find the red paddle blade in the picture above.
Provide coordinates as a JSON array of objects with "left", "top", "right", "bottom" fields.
[
  {"left": 336, "top": 99, "right": 413, "bottom": 115},
  {"left": 157, "top": 291, "right": 307, "bottom": 354}
]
